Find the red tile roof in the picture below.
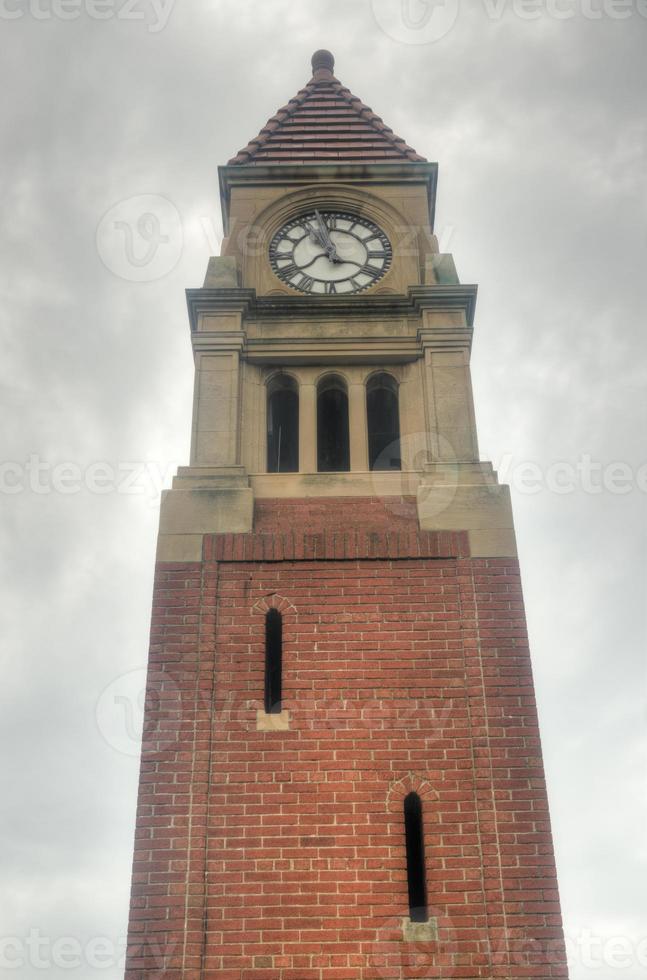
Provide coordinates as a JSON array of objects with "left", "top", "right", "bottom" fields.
[{"left": 229, "top": 50, "right": 426, "bottom": 166}]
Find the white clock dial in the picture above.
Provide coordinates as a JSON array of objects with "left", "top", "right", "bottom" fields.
[{"left": 269, "top": 211, "right": 392, "bottom": 295}]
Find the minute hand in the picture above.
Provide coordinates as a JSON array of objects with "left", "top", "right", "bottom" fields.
[{"left": 315, "top": 211, "right": 340, "bottom": 261}]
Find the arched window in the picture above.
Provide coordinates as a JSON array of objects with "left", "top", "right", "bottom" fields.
[
  {"left": 404, "top": 792, "right": 428, "bottom": 923},
  {"left": 317, "top": 375, "right": 350, "bottom": 473},
  {"left": 267, "top": 375, "right": 299, "bottom": 473},
  {"left": 367, "top": 373, "right": 401, "bottom": 471},
  {"left": 264, "top": 609, "right": 283, "bottom": 714}
]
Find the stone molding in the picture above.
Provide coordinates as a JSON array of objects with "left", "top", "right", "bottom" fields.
[{"left": 186, "top": 284, "right": 478, "bottom": 335}]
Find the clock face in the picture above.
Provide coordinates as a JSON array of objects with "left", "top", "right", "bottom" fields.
[{"left": 269, "top": 210, "right": 392, "bottom": 295}]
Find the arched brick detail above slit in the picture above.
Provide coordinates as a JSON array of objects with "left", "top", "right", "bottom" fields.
[
  {"left": 386, "top": 773, "right": 439, "bottom": 817},
  {"left": 251, "top": 593, "right": 297, "bottom": 618}
]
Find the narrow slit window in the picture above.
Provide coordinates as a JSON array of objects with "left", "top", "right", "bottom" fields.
[
  {"left": 264, "top": 609, "right": 283, "bottom": 714},
  {"left": 367, "top": 373, "right": 401, "bottom": 471},
  {"left": 267, "top": 375, "right": 299, "bottom": 474},
  {"left": 317, "top": 374, "right": 350, "bottom": 472},
  {"left": 404, "top": 792, "right": 428, "bottom": 923}
]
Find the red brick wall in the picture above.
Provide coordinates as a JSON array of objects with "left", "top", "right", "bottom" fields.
[{"left": 125, "top": 499, "right": 568, "bottom": 980}]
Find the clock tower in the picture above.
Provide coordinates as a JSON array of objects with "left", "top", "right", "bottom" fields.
[{"left": 125, "top": 50, "right": 569, "bottom": 980}]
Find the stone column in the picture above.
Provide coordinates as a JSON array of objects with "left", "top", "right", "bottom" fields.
[
  {"left": 191, "top": 350, "right": 241, "bottom": 466},
  {"left": 419, "top": 323, "right": 479, "bottom": 463},
  {"left": 299, "top": 383, "right": 317, "bottom": 473},
  {"left": 349, "top": 382, "right": 369, "bottom": 472}
]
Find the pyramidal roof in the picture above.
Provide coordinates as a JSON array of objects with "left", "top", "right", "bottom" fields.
[{"left": 229, "top": 50, "right": 426, "bottom": 166}]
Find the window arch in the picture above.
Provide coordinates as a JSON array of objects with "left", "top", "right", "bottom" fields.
[
  {"left": 404, "top": 792, "right": 428, "bottom": 923},
  {"left": 317, "top": 374, "right": 350, "bottom": 473},
  {"left": 264, "top": 609, "right": 283, "bottom": 714},
  {"left": 367, "top": 372, "right": 401, "bottom": 471},
  {"left": 267, "top": 375, "right": 299, "bottom": 474}
]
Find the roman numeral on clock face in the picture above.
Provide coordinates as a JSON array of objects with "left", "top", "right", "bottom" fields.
[
  {"left": 360, "top": 264, "right": 382, "bottom": 279},
  {"left": 295, "top": 274, "right": 315, "bottom": 292},
  {"left": 367, "top": 250, "right": 386, "bottom": 260},
  {"left": 277, "top": 262, "right": 300, "bottom": 279}
]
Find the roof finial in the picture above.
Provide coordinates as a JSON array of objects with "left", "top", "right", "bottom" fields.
[{"left": 311, "top": 49, "right": 335, "bottom": 79}]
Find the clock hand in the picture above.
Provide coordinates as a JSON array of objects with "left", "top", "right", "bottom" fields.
[
  {"left": 315, "top": 210, "right": 343, "bottom": 263},
  {"left": 310, "top": 214, "right": 343, "bottom": 264},
  {"left": 307, "top": 223, "right": 327, "bottom": 249},
  {"left": 308, "top": 223, "right": 341, "bottom": 264},
  {"left": 315, "top": 210, "right": 337, "bottom": 252},
  {"left": 315, "top": 209, "right": 331, "bottom": 242}
]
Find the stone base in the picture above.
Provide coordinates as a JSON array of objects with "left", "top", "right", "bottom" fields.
[
  {"left": 156, "top": 481, "right": 254, "bottom": 561},
  {"left": 416, "top": 462, "right": 518, "bottom": 558},
  {"left": 155, "top": 461, "right": 517, "bottom": 561}
]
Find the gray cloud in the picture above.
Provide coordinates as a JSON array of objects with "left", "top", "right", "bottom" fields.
[{"left": 1, "top": 1, "right": 645, "bottom": 977}]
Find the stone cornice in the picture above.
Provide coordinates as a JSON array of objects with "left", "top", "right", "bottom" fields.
[
  {"left": 185, "top": 284, "right": 478, "bottom": 335},
  {"left": 242, "top": 336, "right": 423, "bottom": 365}
]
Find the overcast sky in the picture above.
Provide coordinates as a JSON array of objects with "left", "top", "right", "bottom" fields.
[{"left": 1, "top": 1, "right": 645, "bottom": 977}]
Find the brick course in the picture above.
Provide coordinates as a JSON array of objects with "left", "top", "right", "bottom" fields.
[
  {"left": 228, "top": 70, "right": 426, "bottom": 166},
  {"left": 125, "top": 498, "right": 568, "bottom": 980}
]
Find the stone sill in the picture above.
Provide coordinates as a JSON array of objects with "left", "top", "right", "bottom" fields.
[
  {"left": 256, "top": 710, "right": 290, "bottom": 731},
  {"left": 402, "top": 917, "right": 439, "bottom": 942}
]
